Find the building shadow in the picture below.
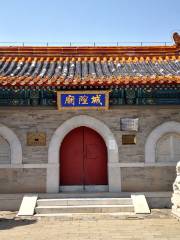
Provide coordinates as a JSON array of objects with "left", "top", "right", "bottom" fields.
[{"left": 0, "top": 218, "right": 37, "bottom": 230}]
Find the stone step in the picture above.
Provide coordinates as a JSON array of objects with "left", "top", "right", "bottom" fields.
[
  {"left": 38, "top": 192, "right": 132, "bottom": 199},
  {"left": 34, "top": 212, "right": 136, "bottom": 219},
  {"left": 37, "top": 198, "right": 133, "bottom": 206},
  {"left": 35, "top": 204, "right": 134, "bottom": 214}
]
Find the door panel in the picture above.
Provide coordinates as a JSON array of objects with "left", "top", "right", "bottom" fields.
[
  {"left": 60, "top": 126, "right": 108, "bottom": 186},
  {"left": 60, "top": 127, "right": 84, "bottom": 185},
  {"left": 85, "top": 144, "right": 98, "bottom": 159},
  {"left": 84, "top": 127, "right": 108, "bottom": 185}
]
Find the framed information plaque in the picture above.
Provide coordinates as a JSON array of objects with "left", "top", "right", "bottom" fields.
[
  {"left": 120, "top": 118, "right": 139, "bottom": 131},
  {"left": 122, "top": 135, "right": 136, "bottom": 145},
  {"left": 27, "top": 132, "right": 46, "bottom": 146}
]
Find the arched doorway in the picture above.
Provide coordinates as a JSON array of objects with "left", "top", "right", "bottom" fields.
[
  {"left": 47, "top": 115, "right": 120, "bottom": 193},
  {"left": 60, "top": 126, "right": 108, "bottom": 191}
]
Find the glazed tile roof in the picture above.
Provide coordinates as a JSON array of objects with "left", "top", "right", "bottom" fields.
[{"left": 0, "top": 41, "right": 179, "bottom": 87}]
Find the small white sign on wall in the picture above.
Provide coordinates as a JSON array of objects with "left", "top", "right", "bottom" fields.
[
  {"left": 120, "top": 118, "right": 139, "bottom": 131},
  {"left": 109, "top": 140, "right": 116, "bottom": 150}
]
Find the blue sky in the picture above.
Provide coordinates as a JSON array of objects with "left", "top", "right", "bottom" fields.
[{"left": 0, "top": 0, "right": 179, "bottom": 44}]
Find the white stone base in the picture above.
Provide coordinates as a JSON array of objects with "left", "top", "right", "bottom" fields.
[
  {"left": 172, "top": 206, "right": 180, "bottom": 219},
  {"left": 171, "top": 192, "right": 180, "bottom": 219},
  {"left": 60, "top": 185, "right": 108, "bottom": 192}
]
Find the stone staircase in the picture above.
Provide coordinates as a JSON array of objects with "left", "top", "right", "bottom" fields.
[
  {"left": 17, "top": 193, "right": 150, "bottom": 217},
  {"left": 35, "top": 197, "right": 134, "bottom": 216}
]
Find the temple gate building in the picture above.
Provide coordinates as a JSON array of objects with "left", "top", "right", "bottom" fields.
[{"left": 0, "top": 33, "right": 180, "bottom": 212}]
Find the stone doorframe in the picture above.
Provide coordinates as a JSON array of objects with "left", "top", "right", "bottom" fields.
[
  {"left": 47, "top": 115, "right": 121, "bottom": 193},
  {"left": 145, "top": 121, "right": 180, "bottom": 163},
  {"left": 0, "top": 123, "right": 22, "bottom": 164}
]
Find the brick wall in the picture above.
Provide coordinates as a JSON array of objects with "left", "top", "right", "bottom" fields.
[{"left": 0, "top": 105, "right": 179, "bottom": 193}]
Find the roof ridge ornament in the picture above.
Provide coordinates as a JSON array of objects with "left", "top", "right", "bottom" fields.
[{"left": 173, "top": 32, "right": 180, "bottom": 47}]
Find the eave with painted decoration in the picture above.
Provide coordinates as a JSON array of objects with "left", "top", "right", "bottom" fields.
[{"left": 0, "top": 32, "right": 179, "bottom": 106}]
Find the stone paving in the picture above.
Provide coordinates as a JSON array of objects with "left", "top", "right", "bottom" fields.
[{"left": 0, "top": 210, "right": 180, "bottom": 240}]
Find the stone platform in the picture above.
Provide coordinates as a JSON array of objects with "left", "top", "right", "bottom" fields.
[{"left": 0, "top": 192, "right": 172, "bottom": 211}]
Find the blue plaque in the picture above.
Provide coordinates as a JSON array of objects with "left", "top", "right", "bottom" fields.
[{"left": 57, "top": 91, "right": 110, "bottom": 110}]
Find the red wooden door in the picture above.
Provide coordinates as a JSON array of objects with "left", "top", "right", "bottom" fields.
[
  {"left": 83, "top": 127, "right": 108, "bottom": 185},
  {"left": 60, "top": 127, "right": 84, "bottom": 185},
  {"left": 60, "top": 126, "right": 107, "bottom": 186}
]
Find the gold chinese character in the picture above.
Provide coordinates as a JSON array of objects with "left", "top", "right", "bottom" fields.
[
  {"left": 65, "top": 95, "right": 75, "bottom": 105},
  {"left": 91, "top": 94, "right": 102, "bottom": 105},
  {"left": 79, "top": 95, "right": 88, "bottom": 105}
]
